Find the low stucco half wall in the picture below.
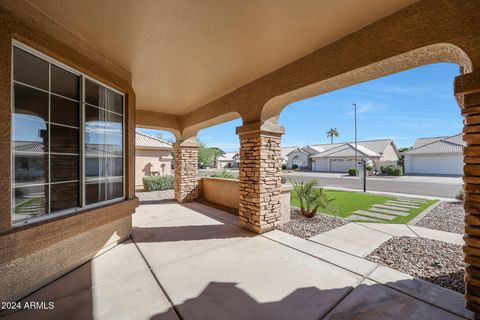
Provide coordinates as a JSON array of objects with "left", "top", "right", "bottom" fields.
[
  {"left": 199, "top": 177, "right": 239, "bottom": 210},
  {"left": 198, "top": 177, "right": 292, "bottom": 223}
]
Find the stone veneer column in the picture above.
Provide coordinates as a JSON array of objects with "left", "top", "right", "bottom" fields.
[
  {"left": 455, "top": 70, "right": 480, "bottom": 314},
  {"left": 174, "top": 138, "right": 199, "bottom": 203},
  {"left": 236, "top": 122, "right": 284, "bottom": 233}
]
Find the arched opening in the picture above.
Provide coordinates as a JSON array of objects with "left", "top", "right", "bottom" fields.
[
  {"left": 264, "top": 46, "right": 471, "bottom": 299},
  {"left": 135, "top": 126, "right": 177, "bottom": 202}
]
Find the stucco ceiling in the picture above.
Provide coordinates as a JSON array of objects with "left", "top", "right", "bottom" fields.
[{"left": 28, "top": 0, "right": 417, "bottom": 115}]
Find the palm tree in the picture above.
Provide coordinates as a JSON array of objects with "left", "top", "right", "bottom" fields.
[{"left": 326, "top": 128, "right": 339, "bottom": 143}]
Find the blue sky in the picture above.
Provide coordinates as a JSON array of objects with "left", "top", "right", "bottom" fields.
[{"left": 138, "top": 63, "right": 462, "bottom": 150}]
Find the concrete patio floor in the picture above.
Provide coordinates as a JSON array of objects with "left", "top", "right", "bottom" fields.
[{"left": 1, "top": 202, "right": 473, "bottom": 320}]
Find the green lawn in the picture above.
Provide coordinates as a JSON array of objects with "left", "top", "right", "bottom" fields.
[{"left": 290, "top": 189, "right": 438, "bottom": 224}]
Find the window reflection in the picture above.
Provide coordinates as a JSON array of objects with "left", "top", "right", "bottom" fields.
[
  {"left": 13, "top": 48, "right": 49, "bottom": 90},
  {"left": 50, "top": 182, "right": 79, "bottom": 212},
  {"left": 50, "top": 125, "right": 79, "bottom": 154},
  {"left": 13, "top": 185, "right": 48, "bottom": 220},
  {"left": 51, "top": 65, "right": 79, "bottom": 100},
  {"left": 51, "top": 95, "right": 79, "bottom": 127},
  {"left": 13, "top": 116, "right": 48, "bottom": 152},
  {"left": 14, "top": 153, "right": 47, "bottom": 184},
  {"left": 14, "top": 83, "right": 48, "bottom": 121}
]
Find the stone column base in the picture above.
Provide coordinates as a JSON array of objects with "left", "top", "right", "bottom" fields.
[
  {"left": 174, "top": 139, "right": 199, "bottom": 203},
  {"left": 455, "top": 70, "right": 480, "bottom": 314},
  {"left": 236, "top": 122, "right": 284, "bottom": 233}
]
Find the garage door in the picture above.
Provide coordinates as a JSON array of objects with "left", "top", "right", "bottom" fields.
[
  {"left": 313, "top": 159, "right": 328, "bottom": 172},
  {"left": 407, "top": 154, "right": 463, "bottom": 175},
  {"left": 330, "top": 159, "right": 355, "bottom": 172}
]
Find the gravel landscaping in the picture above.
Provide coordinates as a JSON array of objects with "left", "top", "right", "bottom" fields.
[
  {"left": 136, "top": 189, "right": 175, "bottom": 203},
  {"left": 414, "top": 201, "right": 464, "bottom": 234},
  {"left": 366, "top": 236, "right": 464, "bottom": 293},
  {"left": 277, "top": 206, "right": 348, "bottom": 238}
]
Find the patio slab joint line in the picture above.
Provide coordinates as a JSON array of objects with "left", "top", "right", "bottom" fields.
[
  {"left": 321, "top": 264, "right": 381, "bottom": 319},
  {"left": 406, "top": 224, "right": 421, "bottom": 238},
  {"left": 131, "top": 236, "right": 183, "bottom": 320}
]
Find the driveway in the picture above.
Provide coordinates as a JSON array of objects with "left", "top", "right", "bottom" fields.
[
  {"left": 3, "top": 202, "right": 472, "bottom": 319},
  {"left": 283, "top": 171, "right": 463, "bottom": 198}
]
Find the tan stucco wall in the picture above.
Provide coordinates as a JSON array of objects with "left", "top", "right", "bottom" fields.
[
  {"left": 199, "top": 177, "right": 240, "bottom": 210},
  {"left": 0, "top": 4, "right": 138, "bottom": 302},
  {"left": 287, "top": 151, "right": 309, "bottom": 169},
  {"left": 135, "top": 148, "right": 172, "bottom": 187},
  {"left": 198, "top": 177, "right": 292, "bottom": 223},
  {"left": 381, "top": 143, "right": 400, "bottom": 162}
]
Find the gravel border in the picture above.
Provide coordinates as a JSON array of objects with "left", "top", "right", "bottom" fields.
[
  {"left": 414, "top": 201, "right": 464, "bottom": 234},
  {"left": 136, "top": 189, "right": 175, "bottom": 203},
  {"left": 366, "top": 236, "right": 464, "bottom": 293},
  {"left": 277, "top": 206, "right": 348, "bottom": 238}
]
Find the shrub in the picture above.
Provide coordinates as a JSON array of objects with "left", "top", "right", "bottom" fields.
[
  {"left": 456, "top": 189, "right": 464, "bottom": 201},
  {"left": 282, "top": 164, "right": 287, "bottom": 170},
  {"left": 383, "top": 165, "right": 403, "bottom": 176},
  {"left": 292, "top": 164, "right": 299, "bottom": 170},
  {"left": 210, "top": 169, "right": 236, "bottom": 179},
  {"left": 366, "top": 165, "right": 374, "bottom": 172},
  {"left": 348, "top": 168, "right": 357, "bottom": 176},
  {"left": 142, "top": 175, "right": 174, "bottom": 191},
  {"left": 291, "top": 180, "right": 338, "bottom": 218}
]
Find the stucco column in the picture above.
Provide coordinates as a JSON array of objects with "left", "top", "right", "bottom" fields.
[
  {"left": 455, "top": 70, "right": 480, "bottom": 314},
  {"left": 236, "top": 122, "right": 285, "bottom": 233},
  {"left": 174, "top": 138, "right": 200, "bottom": 203}
]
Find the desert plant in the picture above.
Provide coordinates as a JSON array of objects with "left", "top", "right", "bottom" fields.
[
  {"left": 348, "top": 168, "right": 357, "bottom": 176},
  {"left": 291, "top": 180, "right": 337, "bottom": 218},
  {"left": 142, "top": 175, "right": 174, "bottom": 191},
  {"left": 456, "top": 189, "right": 464, "bottom": 201},
  {"left": 210, "top": 169, "right": 236, "bottom": 179}
]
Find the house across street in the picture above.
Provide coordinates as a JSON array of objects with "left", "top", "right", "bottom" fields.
[
  {"left": 286, "top": 139, "right": 399, "bottom": 173},
  {"left": 403, "top": 133, "right": 465, "bottom": 176}
]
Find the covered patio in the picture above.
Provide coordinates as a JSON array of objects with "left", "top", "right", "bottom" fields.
[
  {"left": 2, "top": 201, "right": 472, "bottom": 319},
  {"left": 2, "top": 0, "right": 480, "bottom": 318}
]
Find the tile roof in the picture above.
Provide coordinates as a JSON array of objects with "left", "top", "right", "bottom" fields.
[
  {"left": 308, "top": 139, "right": 392, "bottom": 155},
  {"left": 218, "top": 152, "right": 238, "bottom": 161},
  {"left": 281, "top": 147, "right": 297, "bottom": 159},
  {"left": 311, "top": 143, "right": 379, "bottom": 158},
  {"left": 135, "top": 132, "right": 172, "bottom": 149},
  {"left": 403, "top": 133, "right": 465, "bottom": 155}
]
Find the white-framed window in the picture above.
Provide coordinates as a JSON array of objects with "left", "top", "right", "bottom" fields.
[{"left": 11, "top": 40, "right": 125, "bottom": 225}]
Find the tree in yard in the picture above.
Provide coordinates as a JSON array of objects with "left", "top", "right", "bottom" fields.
[
  {"left": 210, "top": 147, "right": 225, "bottom": 168},
  {"left": 197, "top": 143, "right": 226, "bottom": 168},
  {"left": 326, "top": 128, "right": 340, "bottom": 143},
  {"left": 198, "top": 143, "right": 213, "bottom": 168}
]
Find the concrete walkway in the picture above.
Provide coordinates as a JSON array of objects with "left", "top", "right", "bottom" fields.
[
  {"left": 347, "top": 196, "right": 429, "bottom": 222},
  {"left": 1, "top": 203, "right": 472, "bottom": 320},
  {"left": 309, "top": 222, "right": 463, "bottom": 258}
]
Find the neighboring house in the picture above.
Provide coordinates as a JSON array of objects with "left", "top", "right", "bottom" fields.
[
  {"left": 135, "top": 132, "right": 173, "bottom": 187},
  {"left": 216, "top": 152, "right": 239, "bottom": 168},
  {"left": 281, "top": 147, "right": 297, "bottom": 167},
  {"left": 287, "top": 139, "right": 399, "bottom": 173},
  {"left": 403, "top": 133, "right": 465, "bottom": 175}
]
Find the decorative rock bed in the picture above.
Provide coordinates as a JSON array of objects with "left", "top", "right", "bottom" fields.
[
  {"left": 136, "top": 189, "right": 175, "bottom": 202},
  {"left": 366, "top": 236, "right": 464, "bottom": 293},
  {"left": 414, "top": 201, "right": 464, "bottom": 234},
  {"left": 276, "top": 206, "right": 348, "bottom": 239}
]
